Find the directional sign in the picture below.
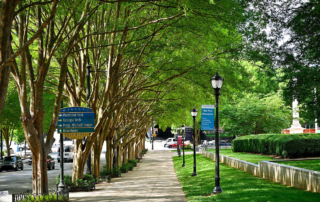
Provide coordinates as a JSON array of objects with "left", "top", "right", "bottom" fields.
[
  {"left": 57, "top": 107, "right": 95, "bottom": 139},
  {"left": 63, "top": 133, "right": 90, "bottom": 139},
  {"left": 57, "top": 113, "right": 94, "bottom": 128},
  {"left": 201, "top": 105, "right": 214, "bottom": 130},
  {"left": 57, "top": 128, "right": 95, "bottom": 133}
]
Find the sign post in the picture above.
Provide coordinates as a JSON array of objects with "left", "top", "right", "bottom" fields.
[
  {"left": 56, "top": 106, "right": 95, "bottom": 178},
  {"left": 58, "top": 100, "right": 67, "bottom": 195}
]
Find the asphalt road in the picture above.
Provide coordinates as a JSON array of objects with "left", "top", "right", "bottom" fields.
[{"left": 0, "top": 152, "right": 105, "bottom": 194}]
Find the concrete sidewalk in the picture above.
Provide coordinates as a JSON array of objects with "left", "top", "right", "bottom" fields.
[{"left": 69, "top": 150, "right": 187, "bottom": 202}]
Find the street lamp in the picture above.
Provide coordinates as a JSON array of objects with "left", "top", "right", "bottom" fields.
[
  {"left": 211, "top": 71, "right": 224, "bottom": 194},
  {"left": 181, "top": 124, "right": 185, "bottom": 167},
  {"left": 191, "top": 107, "right": 198, "bottom": 176}
]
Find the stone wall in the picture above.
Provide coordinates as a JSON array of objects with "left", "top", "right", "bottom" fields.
[
  {"left": 200, "top": 149, "right": 320, "bottom": 193},
  {"left": 259, "top": 161, "right": 320, "bottom": 192}
]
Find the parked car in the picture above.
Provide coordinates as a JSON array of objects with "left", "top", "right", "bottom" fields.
[
  {"left": 0, "top": 156, "right": 23, "bottom": 171},
  {"left": 166, "top": 142, "right": 186, "bottom": 148},
  {"left": 28, "top": 155, "right": 55, "bottom": 170},
  {"left": 164, "top": 138, "right": 177, "bottom": 147},
  {"left": 58, "top": 145, "right": 74, "bottom": 162}
]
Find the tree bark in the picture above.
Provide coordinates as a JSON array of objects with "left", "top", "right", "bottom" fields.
[
  {"left": 72, "top": 139, "right": 85, "bottom": 182},
  {"left": 31, "top": 149, "right": 48, "bottom": 194},
  {"left": 105, "top": 138, "right": 113, "bottom": 170},
  {"left": 0, "top": 0, "right": 20, "bottom": 114},
  {"left": 123, "top": 147, "right": 127, "bottom": 164},
  {"left": 92, "top": 141, "right": 101, "bottom": 179}
]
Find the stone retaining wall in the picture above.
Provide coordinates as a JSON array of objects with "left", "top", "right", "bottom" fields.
[
  {"left": 200, "top": 149, "right": 320, "bottom": 193},
  {"left": 259, "top": 161, "right": 320, "bottom": 192}
]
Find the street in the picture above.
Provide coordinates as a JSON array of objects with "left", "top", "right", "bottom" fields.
[{"left": 0, "top": 152, "right": 105, "bottom": 194}]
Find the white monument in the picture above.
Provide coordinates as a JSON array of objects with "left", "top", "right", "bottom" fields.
[{"left": 287, "top": 99, "right": 304, "bottom": 134}]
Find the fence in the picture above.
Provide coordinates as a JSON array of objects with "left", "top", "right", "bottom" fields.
[{"left": 12, "top": 189, "right": 69, "bottom": 202}]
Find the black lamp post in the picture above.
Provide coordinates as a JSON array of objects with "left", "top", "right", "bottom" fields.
[
  {"left": 191, "top": 107, "right": 198, "bottom": 176},
  {"left": 58, "top": 100, "right": 67, "bottom": 195},
  {"left": 152, "top": 134, "right": 154, "bottom": 150},
  {"left": 181, "top": 125, "right": 185, "bottom": 167},
  {"left": 211, "top": 71, "right": 224, "bottom": 195}
]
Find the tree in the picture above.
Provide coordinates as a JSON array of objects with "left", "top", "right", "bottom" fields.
[
  {"left": 0, "top": 81, "right": 23, "bottom": 156},
  {"left": 242, "top": 0, "right": 320, "bottom": 122},
  {"left": 220, "top": 93, "right": 292, "bottom": 136}
]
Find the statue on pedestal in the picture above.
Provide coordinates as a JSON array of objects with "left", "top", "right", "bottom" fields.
[{"left": 288, "top": 99, "right": 304, "bottom": 133}]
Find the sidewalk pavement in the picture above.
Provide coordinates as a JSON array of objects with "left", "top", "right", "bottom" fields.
[{"left": 69, "top": 150, "right": 187, "bottom": 202}]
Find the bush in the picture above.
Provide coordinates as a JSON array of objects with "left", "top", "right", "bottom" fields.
[
  {"left": 100, "top": 168, "right": 111, "bottom": 177},
  {"left": 120, "top": 164, "right": 128, "bottom": 173},
  {"left": 182, "top": 144, "right": 192, "bottom": 150},
  {"left": 128, "top": 159, "right": 137, "bottom": 166},
  {"left": 83, "top": 174, "right": 95, "bottom": 182},
  {"left": 56, "top": 174, "right": 74, "bottom": 187},
  {"left": 126, "top": 163, "right": 134, "bottom": 171},
  {"left": 21, "top": 193, "right": 68, "bottom": 202},
  {"left": 142, "top": 149, "right": 148, "bottom": 154},
  {"left": 112, "top": 167, "right": 121, "bottom": 177},
  {"left": 232, "top": 133, "right": 320, "bottom": 158}
]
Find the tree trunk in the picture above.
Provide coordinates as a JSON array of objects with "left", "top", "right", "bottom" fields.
[
  {"left": 31, "top": 148, "right": 48, "bottom": 194},
  {"left": 105, "top": 139, "right": 113, "bottom": 170},
  {"left": 0, "top": 0, "right": 20, "bottom": 114},
  {"left": 123, "top": 147, "right": 127, "bottom": 164},
  {"left": 92, "top": 142, "right": 101, "bottom": 179},
  {"left": 4, "top": 135, "right": 9, "bottom": 156},
  {"left": 72, "top": 140, "right": 85, "bottom": 183},
  {"left": 128, "top": 143, "right": 133, "bottom": 160},
  {"left": 117, "top": 144, "right": 122, "bottom": 167}
]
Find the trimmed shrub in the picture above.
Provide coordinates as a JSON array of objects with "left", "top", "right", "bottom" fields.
[
  {"left": 128, "top": 159, "right": 137, "bottom": 166},
  {"left": 182, "top": 144, "right": 192, "bottom": 150},
  {"left": 100, "top": 168, "right": 111, "bottom": 177},
  {"left": 112, "top": 167, "right": 121, "bottom": 177},
  {"left": 126, "top": 163, "right": 134, "bottom": 171},
  {"left": 56, "top": 174, "right": 74, "bottom": 187},
  {"left": 83, "top": 174, "right": 95, "bottom": 182},
  {"left": 120, "top": 164, "right": 128, "bottom": 173},
  {"left": 232, "top": 133, "right": 320, "bottom": 158}
]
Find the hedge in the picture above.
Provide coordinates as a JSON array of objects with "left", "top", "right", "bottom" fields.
[{"left": 231, "top": 133, "right": 320, "bottom": 158}]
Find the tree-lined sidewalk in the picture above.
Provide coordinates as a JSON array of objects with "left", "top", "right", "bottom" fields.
[{"left": 70, "top": 150, "right": 187, "bottom": 202}]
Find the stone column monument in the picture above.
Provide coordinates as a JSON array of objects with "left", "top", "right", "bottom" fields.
[{"left": 287, "top": 99, "right": 304, "bottom": 134}]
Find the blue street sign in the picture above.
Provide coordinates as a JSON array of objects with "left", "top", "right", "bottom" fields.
[
  {"left": 57, "top": 112, "right": 94, "bottom": 128},
  {"left": 57, "top": 107, "right": 95, "bottom": 131},
  {"left": 201, "top": 105, "right": 214, "bottom": 130}
]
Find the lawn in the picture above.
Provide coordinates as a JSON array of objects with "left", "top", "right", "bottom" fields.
[
  {"left": 206, "top": 149, "right": 274, "bottom": 164},
  {"left": 276, "top": 160, "right": 320, "bottom": 172},
  {"left": 173, "top": 154, "right": 320, "bottom": 202}
]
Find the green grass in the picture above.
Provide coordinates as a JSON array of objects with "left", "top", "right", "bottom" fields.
[
  {"left": 275, "top": 160, "right": 320, "bottom": 172},
  {"left": 206, "top": 149, "right": 274, "bottom": 164},
  {"left": 173, "top": 154, "right": 320, "bottom": 202}
]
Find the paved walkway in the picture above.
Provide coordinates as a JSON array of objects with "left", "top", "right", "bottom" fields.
[{"left": 69, "top": 150, "right": 187, "bottom": 202}]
